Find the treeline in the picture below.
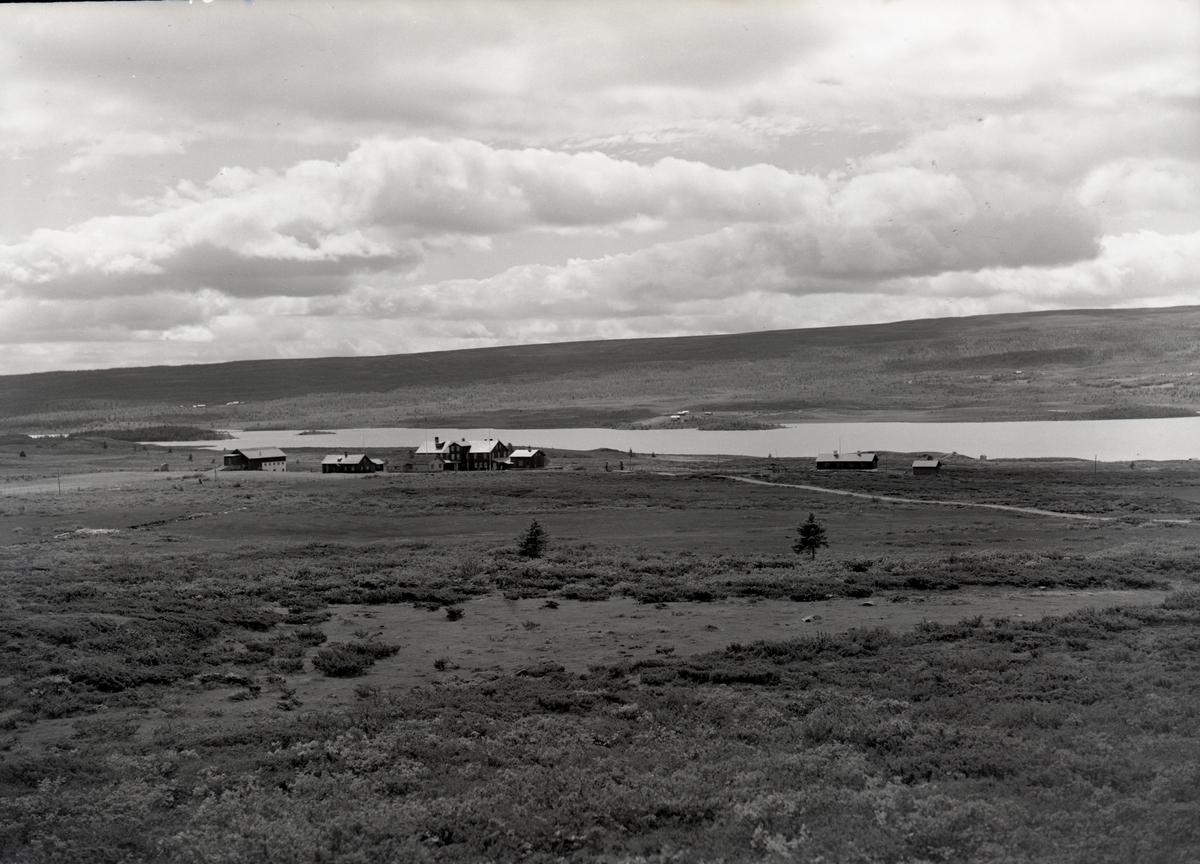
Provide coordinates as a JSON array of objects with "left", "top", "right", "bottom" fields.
[{"left": 71, "top": 425, "right": 229, "bottom": 441}]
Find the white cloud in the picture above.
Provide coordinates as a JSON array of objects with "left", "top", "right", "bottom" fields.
[
  {"left": 1077, "top": 159, "right": 1200, "bottom": 235},
  {"left": 0, "top": 0, "right": 1196, "bottom": 373},
  {"left": 60, "top": 131, "right": 187, "bottom": 173},
  {"left": 2, "top": 139, "right": 993, "bottom": 298}
]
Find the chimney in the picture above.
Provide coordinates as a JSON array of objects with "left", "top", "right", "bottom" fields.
[{"left": 434, "top": 436, "right": 441, "bottom": 448}]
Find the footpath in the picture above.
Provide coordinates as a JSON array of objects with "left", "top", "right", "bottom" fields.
[{"left": 726, "top": 475, "right": 1111, "bottom": 521}]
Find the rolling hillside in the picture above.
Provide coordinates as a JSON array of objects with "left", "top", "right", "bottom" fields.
[{"left": 2, "top": 306, "right": 1198, "bottom": 432}]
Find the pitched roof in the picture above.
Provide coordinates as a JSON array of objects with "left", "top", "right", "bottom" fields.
[
  {"left": 509, "top": 449, "right": 543, "bottom": 458},
  {"left": 912, "top": 459, "right": 942, "bottom": 468},
  {"left": 415, "top": 438, "right": 506, "bottom": 455},
  {"left": 321, "top": 453, "right": 369, "bottom": 465},
  {"left": 816, "top": 451, "right": 876, "bottom": 462},
  {"left": 233, "top": 448, "right": 286, "bottom": 460}
]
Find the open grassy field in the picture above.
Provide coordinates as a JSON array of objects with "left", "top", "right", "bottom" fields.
[
  {"left": 1, "top": 439, "right": 1199, "bottom": 861},
  {"left": 2, "top": 305, "right": 1199, "bottom": 434}
]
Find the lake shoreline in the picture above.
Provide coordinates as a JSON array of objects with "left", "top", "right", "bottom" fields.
[{"left": 156, "top": 416, "right": 1200, "bottom": 462}]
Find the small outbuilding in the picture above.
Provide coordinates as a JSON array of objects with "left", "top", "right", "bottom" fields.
[
  {"left": 223, "top": 448, "right": 287, "bottom": 471},
  {"left": 815, "top": 450, "right": 878, "bottom": 470},
  {"left": 912, "top": 457, "right": 942, "bottom": 475},
  {"left": 321, "top": 453, "right": 386, "bottom": 474},
  {"left": 504, "top": 448, "right": 548, "bottom": 469}
]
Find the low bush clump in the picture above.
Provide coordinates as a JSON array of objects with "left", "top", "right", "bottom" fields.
[
  {"left": 311, "top": 640, "right": 400, "bottom": 677},
  {"left": 1163, "top": 587, "right": 1200, "bottom": 610}
]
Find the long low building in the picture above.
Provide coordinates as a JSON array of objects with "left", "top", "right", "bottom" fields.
[
  {"left": 223, "top": 448, "right": 287, "bottom": 471},
  {"left": 321, "top": 453, "right": 386, "bottom": 474},
  {"left": 815, "top": 450, "right": 878, "bottom": 470}
]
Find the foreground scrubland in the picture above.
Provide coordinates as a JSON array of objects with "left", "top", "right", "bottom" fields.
[{"left": 1, "top": 459, "right": 1199, "bottom": 861}]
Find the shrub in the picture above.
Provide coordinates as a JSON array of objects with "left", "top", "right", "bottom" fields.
[
  {"left": 351, "top": 639, "right": 401, "bottom": 660},
  {"left": 311, "top": 641, "right": 399, "bottom": 677},
  {"left": 790, "top": 585, "right": 835, "bottom": 602},
  {"left": 445, "top": 607, "right": 465, "bottom": 621},
  {"left": 677, "top": 662, "right": 780, "bottom": 686},
  {"left": 560, "top": 583, "right": 610, "bottom": 601},
  {"left": 312, "top": 646, "right": 372, "bottom": 677},
  {"left": 1162, "top": 587, "right": 1200, "bottom": 610}
]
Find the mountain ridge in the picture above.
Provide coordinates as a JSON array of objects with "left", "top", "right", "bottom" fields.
[{"left": 3, "top": 305, "right": 1198, "bottom": 430}]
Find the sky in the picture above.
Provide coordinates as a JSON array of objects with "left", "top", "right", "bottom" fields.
[{"left": 1, "top": 0, "right": 1197, "bottom": 374}]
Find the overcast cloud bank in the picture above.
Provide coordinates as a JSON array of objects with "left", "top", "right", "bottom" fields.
[{"left": 1, "top": 1, "right": 1197, "bottom": 372}]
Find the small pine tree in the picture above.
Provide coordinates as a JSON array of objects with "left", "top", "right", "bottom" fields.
[
  {"left": 518, "top": 519, "right": 546, "bottom": 558},
  {"left": 793, "top": 513, "right": 829, "bottom": 560}
]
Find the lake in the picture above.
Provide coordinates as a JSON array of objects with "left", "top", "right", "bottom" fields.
[{"left": 173, "top": 416, "right": 1200, "bottom": 461}]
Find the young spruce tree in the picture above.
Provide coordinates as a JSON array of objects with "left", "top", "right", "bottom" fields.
[
  {"left": 518, "top": 519, "right": 547, "bottom": 559},
  {"left": 793, "top": 513, "right": 829, "bottom": 560}
]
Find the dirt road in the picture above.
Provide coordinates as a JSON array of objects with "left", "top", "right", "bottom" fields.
[{"left": 728, "top": 475, "right": 1118, "bottom": 521}]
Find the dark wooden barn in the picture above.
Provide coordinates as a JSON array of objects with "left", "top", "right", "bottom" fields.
[
  {"left": 321, "top": 453, "right": 386, "bottom": 474},
  {"left": 223, "top": 448, "right": 287, "bottom": 471}
]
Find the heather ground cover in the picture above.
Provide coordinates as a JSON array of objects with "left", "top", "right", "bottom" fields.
[
  {"left": 2, "top": 595, "right": 1199, "bottom": 863},
  {"left": 1, "top": 453, "right": 1198, "bottom": 861}
]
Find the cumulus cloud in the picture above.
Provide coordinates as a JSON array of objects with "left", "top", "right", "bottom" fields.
[
  {"left": 1077, "top": 159, "right": 1200, "bottom": 235},
  {"left": 0, "top": 1, "right": 1196, "bottom": 373},
  {"left": 324, "top": 222, "right": 1184, "bottom": 333},
  {"left": 1, "top": 138, "right": 1101, "bottom": 303}
]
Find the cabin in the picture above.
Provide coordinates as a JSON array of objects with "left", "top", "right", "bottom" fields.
[
  {"left": 815, "top": 450, "right": 878, "bottom": 470},
  {"left": 223, "top": 448, "right": 287, "bottom": 471},
  {"left": 504, "top": 448, "right": 548, "bottom": 470},
  {"left": 912, "top": 458, "right": 942, "bottom": 475},
  {"left": 321, "top": 453, "right": 386, "bottom": 474}
]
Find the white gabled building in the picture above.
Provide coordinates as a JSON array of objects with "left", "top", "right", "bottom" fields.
[{"left": 411, "top": 436, "right": 514, "bottom": 471}]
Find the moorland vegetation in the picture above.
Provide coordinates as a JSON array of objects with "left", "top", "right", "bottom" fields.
[
  {"left": 0, "top": 531, "right": 1197, "bottom": 862},
  {"left": 1, "top": 454, "right": 1199, "bottom": 861}
]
